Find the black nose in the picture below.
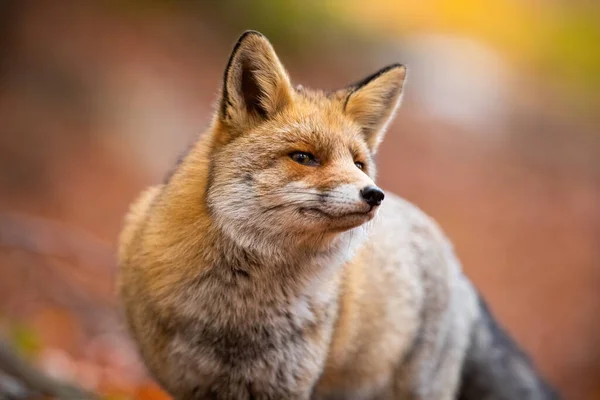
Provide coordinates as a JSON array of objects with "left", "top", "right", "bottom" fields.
[{"left": 360, "top": 186, "right": 385, "bottom": 207}]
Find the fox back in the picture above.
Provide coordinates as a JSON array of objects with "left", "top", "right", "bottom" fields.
[{"left": 117, "top": 31, "right": 559, "bottom": 400}]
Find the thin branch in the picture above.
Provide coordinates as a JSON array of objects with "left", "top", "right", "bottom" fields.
[
  {"left": 0, "top": 212, "right": 120, "bottom": 335},
  {"left": 0, "top": 212, "right": 116, "bottom": 273},
  {"left": 0, "top": 339, "right": 96, "bottom": 399}
]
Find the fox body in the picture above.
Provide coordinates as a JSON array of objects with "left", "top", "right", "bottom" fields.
[{"left": 117, "top": 31, "right": 559, "bottom": 400}]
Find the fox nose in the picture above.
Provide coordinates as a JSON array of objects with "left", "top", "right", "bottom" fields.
[{"left": 360, "top": 185, "right": 385, "bottom": 207}]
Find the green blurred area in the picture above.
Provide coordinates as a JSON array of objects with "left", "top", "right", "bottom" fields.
[{"left": 9, "top": 322, "right": 42, "bottom": 360}]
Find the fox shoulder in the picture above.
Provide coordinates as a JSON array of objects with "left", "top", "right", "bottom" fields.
[{"left": 117, "top": 184, "right": 163, "bottom": 264}]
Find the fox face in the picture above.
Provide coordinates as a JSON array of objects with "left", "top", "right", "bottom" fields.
[{"left": 205, "top": 31, "right": 407, "bottom": 251}]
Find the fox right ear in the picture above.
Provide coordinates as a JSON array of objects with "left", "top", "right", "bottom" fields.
[
  {"left": 342, "top": 64, "right": 407, "bottom": 154},
  {"left": 219, "top": 31, "right": 293, "bottom": 132}
]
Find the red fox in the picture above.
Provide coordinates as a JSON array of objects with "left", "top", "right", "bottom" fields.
[{"left": 117, "top": 31, "right": 559, "bottom": 400}]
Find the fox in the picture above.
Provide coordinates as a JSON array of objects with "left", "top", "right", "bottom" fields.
[{"left": 117, "top": 31, "right": 560, "bottom": 400}]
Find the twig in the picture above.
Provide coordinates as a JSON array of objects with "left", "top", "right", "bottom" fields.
[
  {"left": 0, "top": 212, "right": 119, "bottom": 335},
  {"left": 0, "top": 339, "right": 96, "bottom": 399},
  {"left": 0, "top": 212, "right": 116, "bottom": 273}
]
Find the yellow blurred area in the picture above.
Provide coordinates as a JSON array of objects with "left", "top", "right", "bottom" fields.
[{"left": 342, "top": 0, "right": 600, "bottom": 103}]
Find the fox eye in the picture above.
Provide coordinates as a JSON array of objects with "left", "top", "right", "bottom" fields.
[
  {"left": 289, "top": 151, "right": 318, "bottom": 166},
  {"left": 355, "top": 161, "right": 365, "bottom": 170}
]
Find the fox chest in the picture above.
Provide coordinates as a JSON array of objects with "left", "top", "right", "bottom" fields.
[{"left": 164, "top": 296, "right": 339, "bottom": 399}]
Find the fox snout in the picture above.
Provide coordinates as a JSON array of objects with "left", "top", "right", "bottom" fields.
[
  {"left": 360, "top": 185, "right": 385, "bottom": 207},
  {"left": 309, "top": 180, "right": 384, "bottom": 219}
]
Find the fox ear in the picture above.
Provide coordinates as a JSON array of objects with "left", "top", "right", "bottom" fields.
[
  {"left": 343, "top": 64, "right": 407, "bottom": 153},
  {"left": 219, "top": 31, "right": 293, "bottom": 130}
]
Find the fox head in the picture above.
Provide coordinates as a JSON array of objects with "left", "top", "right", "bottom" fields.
[{"left": 205, "top": 31, "right": 406, "bottom": 252}]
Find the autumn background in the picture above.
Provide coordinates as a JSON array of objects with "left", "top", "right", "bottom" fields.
[{"left": 0, "top": 1, "right": 598, "bottom": 399}]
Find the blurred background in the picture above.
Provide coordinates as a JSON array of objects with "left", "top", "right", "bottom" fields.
[{"left": 0, "top": 0, "right": 598, "bottom": 399}]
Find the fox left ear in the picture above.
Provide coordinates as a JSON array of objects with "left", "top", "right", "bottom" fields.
[
  {"left": 219, "top": 31, "right": 294, "bottom": 133},
  {"left": 342, "top": 64, "right": 407, "bottom": 153}
]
